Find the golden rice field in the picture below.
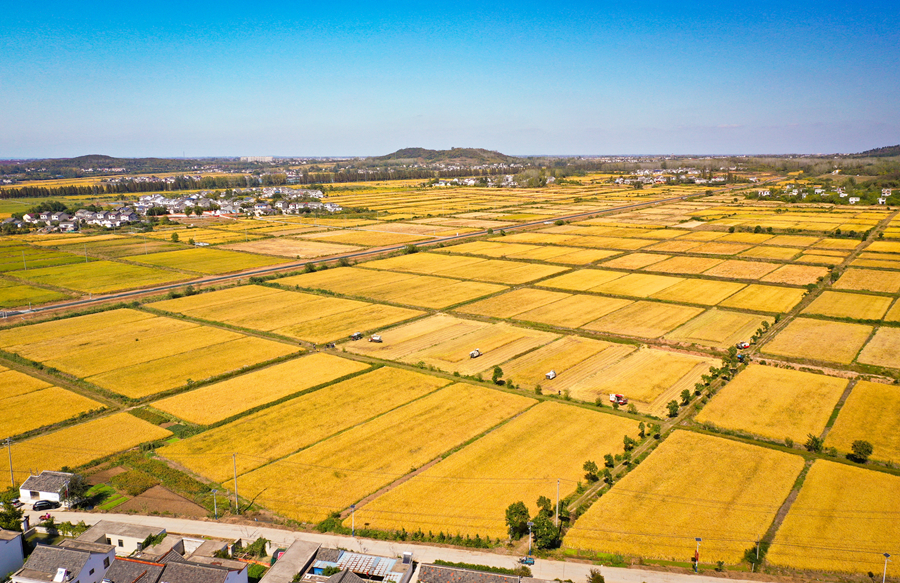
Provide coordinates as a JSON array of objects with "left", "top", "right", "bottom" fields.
[
  {"left": 601, "top": 252, "right": 670, "bottom": 270},
  {"left": 704, "top": 259, "right": 782, "bottom": 280},
  {"left": 856, "top": 326, "right": 900, "bottom": 369},
  {"left": 153, "top": 353, "right": 369, "bottom": 425},
  {"left": 0, "top": 308, "right": 297, "bottom": 398},
  {"left": 762, "top": 317, "right": 873, "bottom": 365},
  {"left": 0, "top": 365, "right": 105, "bottom": 437},
  {"left": 696, "top": 365, "right": 848, "bottom": 443},
  {"left": 0, "top": 279, "right": 70, "bottom": 308},
  {"left": 456, "top": 288, "right": 570, "bottom": 319},
  {"left": 225, "top": 237, "right": 364, "bottom": 258},
  {"left": 802, "top": 291, "right": 893, "bottom": 321},
  {"left": 279, "top": 266, "right": 507, "bottom": 309},
  {"left": 650, "top": 279, "right": 745, "bottom": 306},
  {"left": 739, "top": 246, "right": 801, "bottom": 261},
  {"left": 565, "top": 431, "right": 804, "bottom": 564},
  {"left": 583, "top": 301, "right": 705, "bottom": 338},
  {"left": 646, "top": 255, "right": 724, "bottom": 274},
  {"left": 760, "top": 264, "right": 829, "bottom": 286},
  {"left": 237, "top": 383, "right": 536, "bottom": 523},
  {"left": 515, "top": 294, "right": 634, "bottom": 328},
  {"left": 833, "top": 268, "right": 900, "bottom": 294},
  {"left": 578, "top": 348, "right": 715, "bottom": 414},
  {"left": 717, "top": 284, "right": 806, "bottom": 313},
  {"left": 539, "top": 268, "right": 628, "bottom": 292},
  {"left": 366, "top": 252, "right": 569, "bottom": 285},
  {"left": 353, "top": 402, "right": 641, "bottom": 538},
  {"left": 52, "top": 236, "right": 182, "bottom": 258},
  {"left": 498, "top": 335, "right": 633, "bottom": 391},
  {"left": 145, "top": 228, "right": 263, "bottom": 245},
  {"left": 151, "top": 284, "right": 424, "bottom": 343},
  {"left": 160, "top": 366, "right": 451, "bottom": 480},
  {"left": 590, "top": 272, "right": 684, "bottom": 298},
  {"left": 768, "top": 461, "right": 900, "bottom": 572},
  {"left": 664, "top": 309, "right": 770, "bottom": 349},
  {"left": 8, "top": 260, "right": 188, "bottom": 294},
  {"left": 122, "top": 247, "right": 286, "bottom": 274},
  {"left": 0, "top": 413, "right": 172, "bottom": 483},
  {"left": 301, "top": 229, "right": 427, "bottom": 247},
  {"left": 825, "top": 380, "right": 900, "bottom": 462}
]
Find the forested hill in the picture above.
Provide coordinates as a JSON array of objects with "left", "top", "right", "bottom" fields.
[
  {"left": 851, "top": 145, "right": 900, "bottom": 158},
  {"left": 370, "top": 148, "right": 517, "bottom": 164}
]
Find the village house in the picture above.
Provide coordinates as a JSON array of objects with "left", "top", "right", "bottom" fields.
[
  {"left": 77, "top": 521, "right": 167, "bottom": 557},
  {"left": 12, "top": 540, "right": 114, "bottom": 583},
  {"left": 19, "top": 471, "right": 73, "bottom": 505},
  {"left": 0, "top": 530, "right": 25, "bottom": 580}
]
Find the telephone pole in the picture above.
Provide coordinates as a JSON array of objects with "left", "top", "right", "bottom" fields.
[
  {"left": 232, "top": 453, "right": 239, "bottom": 514},
  {"left": 555, "top": 479, "right": 560, "bottom": 527},
  {"left": 5, "top": 438, "right": 12, "bottom": 486}
]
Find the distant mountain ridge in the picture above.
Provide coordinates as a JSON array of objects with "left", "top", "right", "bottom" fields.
[
  {"left": 852, "top": 145, "right": 900, "bottom": 158},
  {"left": 371, "top": 147, "right": 517, "bottom": 164}
]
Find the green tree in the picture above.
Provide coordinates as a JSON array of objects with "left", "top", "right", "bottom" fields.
[
  {"left": 602, "top": 468, "right": 613, "bottom": 484},
  {"left": 804, "top": 434, "right": 823, "bottom": 453},
  {"left": 170, "top": 232, "right": 179, "bottom": 242},
  {"left": 505, "top": 501, "right": 530, "bottom": 539},
  {"left": 603, "top": 454, "right": 615, "bottom": 468},
  {"left": 582, "top": 460, "right": 599, "bottom": 482},
  {"left": 667, "top": 400, "right": 680, "bottom": 417},
  {"left": 492, "top": 366, "right": 503, "bottom": 385},
  {"left": 623, "top": 436, "right": 637, "bottom": 451},
  {"left": 850, "top": 440, "right": 873, "bottom": 463},
  {"left": 680, "top": 389, "right": 691, "bottom": 405},
  {"left": 587, "top": 568, "right": 605, "bottom": 583},
  {"left": 0, "top": 488, "right": 23, "bottom": 531},
  {"left": 638, "top": 421, "right": 645, "bottom": 439},
  {"left": 536, "top": 496, "right": 553, "bottom": 518},
  {"left": 531, "top": 513, "right": 559, "bottom": 549}
]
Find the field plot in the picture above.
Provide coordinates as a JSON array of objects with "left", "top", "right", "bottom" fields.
[
  {"left": 591, "top": 273, "right": 684, "bottom": 298},
  {"left": 301, "top": 229, "right": 427, "bottom": 247},
  {"left": 739, "top": 246, "right": 801, "bottom": 261},
  {"left": 760, "top": 264, "right": 829, "bottom": 286},
  {"left": 151, "top": 285, "right": 423, "bottom": 344},
  {"left": 0, "top": 366, "right": 104, "bottom": 437},
  {"left": 123, "top": 248, "right": 286, "bottom": 274},
  {"left": 160, "top": 367, "right": 452, "bottom": 480},
  {"left": 832, "top": 268, "right": 900, "bottom": 294},
  {"left": 696, "top": 365, "right": 847, "bottom": 442},
  {"left": 514, "top": 294, "right": 634, "bottom": 328},
  {"left": 153, "top": 353, "right": 369, "bottom": 425},
  {"left": 717, "top": 284, "right": 806, "bottom": 313},
  {"left": 650, "top": 279, "right": 745, "bottom": 306},
  {"left": 762, "top": 317, "right": 872, "bottom": 364},
  {"left": 764, "top": 235, "right": 821, "bottom": 247},
  {"left": 8, "top": 260, "right": 187, "bottom": 294},
  {"left": 646, "top": 240, "right": 701, "bottom": 253},
  {"left": 825, "top": 380, "right": 900, "bottom": 461},
  {"left": 811, "top": 238, "right": 860, "bottom": 251},
  {"left": 768, "top": 461, "right": 900, "bottom": 572},
  {"left": 279, "top": 267, "right": 506, "bottom": 309},
  {"left": 575, "top": 348, "right": 714, "bottom": 414},
  {"left": 538, "top": 269, "right": 626, "bottom": 292},
  {"left": 647, "top": 256, "right": 723, "bottom": 274},
  {"left": 664, "top": 309, "right": 769, "bottom": 348},
  {"left": 365, "top": 252, "right": 568, "bottom": 285},
  {"left": 237, "top": 383, "right": 536, "bottom": 523},
  {"left": 0, "top": 413, "right": 171, "bottom": 483},
  {"left": 802, "top": 291, "right": 893, "bottom": 321},
  {"left": 856, "top": 327, "right": 900, "bottom": 369},
  {"left": 353, "top": 402, "right": 640, "bottom": 538},
  {"left": 690, "top": 242, "right": 754, "bottom": 255},
  {"left": 565, "top": 431, "right": 804, "bottom": 564},
  {"left": 703, "top": 259, "right": 782, "bottom": 280},
  {"left": 0, "top": 242, "right": 83, "bottom": 272},
  {"left": 456, "top": 288, "right": 570, "bottom": 319},
  {"left": 583, "top": 301, "right": 705, "bottom": 338},
  {"left": 867, "top": 241, "right": 900, "bottom": 254},
  {"left": 53, "top": 236, "right": 182, "bottom": 257},
  {"left": 499, "top": 336, "right": 634, "bottom": 392},
  {"left": 145, "top": 228, "right": 264, "bottom": 245},
  {"left": 0, "top": 279, "right": 69, "bottom": 308},
  {"left": 601, "top": 253, "right": 670, "bottom": 270},
  {"left": 0, "top": 308, "right": 297, "bottom": 398}
]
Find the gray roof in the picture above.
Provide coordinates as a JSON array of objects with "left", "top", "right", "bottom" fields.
[
  {"left": 79, "top": 521, "right": 166, "bottom": 544},
  {"left": 21, "top": 471, "right": 72, "bottom": 494},
  {"left": 188, "top": 540, "right": 228, "bottom": 559},
  {"left": 58, "top": 540, "right": 115, "bottom": 554},
  {"left": 259, "top": 540, "right": 319, "bottom": 583},
  {"left": 0, "top": 529, "right": 20, "bottom": 541},
  {"left": 325, "top": 572, "right": 365, "bottom": 583},
  {"left": 21, "top": 546, "right": 90, "bottom": 578},
  {"left": 417, "top": 566, "right": 544, "bottom": 583},
  {"left": 187, "top": 556, "right": 246, "bottom": 571},
  {"left": 314, "top": 549, "right": 340, "bottom": 563},
  {"left": 157, "top": 561, "right": 230, "bottom": 583},
  {"left": 105, "top": 558, "right": 165, "bottom": 583}
]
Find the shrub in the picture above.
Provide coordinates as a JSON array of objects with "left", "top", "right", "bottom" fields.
[{"left": 110, "top": 470, "right": 159, "bottom": 496}]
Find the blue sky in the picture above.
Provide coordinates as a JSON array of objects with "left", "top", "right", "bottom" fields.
[{"left": 2, "top": 1, "right": 898, "bottom": 157}]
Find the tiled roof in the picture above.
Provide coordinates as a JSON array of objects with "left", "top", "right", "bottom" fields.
[
  {"left": 324, "top": 571, "right": 365, "bottom": 583},
  {"left": 157, "top": 560, "right": 230, "bottom": 583},
  {"left": 105, "top": 558, "right": 165, "bottom": 583},
  {"left": 21, "top": 546, "right": 89, "bottom": 577},
  {"left": 21, "top": 471, "right": 72, "bottom": 494},
  {"left": 418, "top": 565, "right": 520, "bottom": 583}
]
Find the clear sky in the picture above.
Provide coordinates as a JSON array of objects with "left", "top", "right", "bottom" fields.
[{"left": 2, "top": 0, "right": 898, "bottom": 157}]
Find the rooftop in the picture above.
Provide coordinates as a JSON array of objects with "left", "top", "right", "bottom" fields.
[
  {"left": 19, "top": 546, "right": 91, "bottom": 581},
  {"left": 58, "top": 540, "right": 115, "bottom": 554},
  {"left": 156, "top": 561, "right": 230, "bottom": 583},
  {"left": 259, "top": 540, "right": 320, "bottom": 583},
  {"left": 78, "top": 521, "right": 166, "bottom": 544},
  {"left": 0, "top": 529, "right": 21, "bottom": 541},
  {"left": 21, "top": 471, "right": 72, "bottom": 494},
  {"left": 104, "top": 558, "right": 166, "bottom": 583}
]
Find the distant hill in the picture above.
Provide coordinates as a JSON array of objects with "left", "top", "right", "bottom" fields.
[
  {"left": 851, "top": 145, "right": 900, "bottom": 158},
  {"left": 371, "top": 147, "right": 517, "bottom": 164}
]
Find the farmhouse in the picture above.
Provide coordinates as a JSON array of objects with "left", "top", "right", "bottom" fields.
[
  {"left": 0, "top": 530, "right": 25, "bottom": 580},
  {"left": 19, "top": 471, "right": 72, "bottom": 505},
  {"left": 77, "top": 521, "right": 167, "bottom": 556},
  {"left": 300, "top": 549, "right": 413, "bottom": 583},
  {"left": 11, "top": 540, "right": 114, "bottom": 583},
  {"left": 259, "top": 540, "right": 319, "bottom": 583}
]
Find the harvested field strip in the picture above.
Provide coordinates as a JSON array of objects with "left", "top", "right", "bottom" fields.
[
  {"left": 802, "top": 291, "right": 893, "bottom": 321},
  {"left": 0, "top": 413, "right": 172, "bottom": 483},
  {"left": 717, "top": 284, "right": 806, "bottom": 313},
  {"left": 703, "top": 259, "right": 782, "bottom": 280},
  {"left": 455, "top": 288, "right": 570, "bottom": 319},
  {"left": 761, "top": 264, "right": 829, "bottom": 286},
  {"left": 856, "top": 327, "right": 900, "bottom": 369},
  {"left": 515, "top": 294, "right": 633, "bottom": 328},
  {"left": 583, "top": 301, "right": 704, "bottom": 339},
  {"left": 664, "top": 309, "right": 770, "bottom": 349},
  {"left": 345, "top": 314, "right": 487, "bottom": 361},
  {"left": 647, "top": 256, "right": 723, "bottom": 274},
  {"left": 591, "top": 273, "right": 683, "bottom": 298},
  {"left": 564, "top": 431, "right": 804, "bottom": 564},
  {"left": 539, "top": 269, "right": 626, "bottom": 292},
  {"left": 238, "top": 383, "right": 536, "bottom": 523},
  {"left": 153, "top": 353, "right": 370, "bottom": 425},
  {"left": 353, "top": 402, "right": 640, "bottom": 539},
  {"left": 650, "top": 279, "right": 745, "bottom": 306},
  {"left": 499, "top": 336, "right": 621, "bottom": 390},
  {"left": 833, "top": 268, "right": 900, "bottom": 294},
  {"left": 160, "top": 366, "right": 452, "bottom": 481},
  {"left": 274, "top": 303, "right": 424, "bottom": 344},
  {"left": 768, "top": 461, "right": 900, "bottom": 572},
  {"left": 825, "top": 380, "right": 900, "bottom": 462},
  {"left": 87, "top": 336, "right": 299, "bottom": 399},
  {"left": 762, "top": 317, "right": 873, "bottom": 365},
  {"left": 601, "top": 253, "right": 671, "bottom": 270},
  {"left": 696, "top": 364, "right": 848, "bottom": 443}
]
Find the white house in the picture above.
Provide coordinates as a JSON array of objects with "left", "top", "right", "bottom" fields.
[
  {"left": 849, "top": 197, "right": 860, "bottom": 204},
  {"left": 77, "top": 521, "right": 167, "bottom": 557},
  {"left": 758, "top": 190, "right": 771, "bottom": 197},
  {"left": 0, "top": 530, "right": 25, "bottom": 580},
  {"left": 878, "top": 197, "right": 887, "bottom": 205},
  {"left": 19, "top": 471, "right": 72, "bottom": 505},
  {"left": 12, "top": 540, "right": 114, "bottom": 583}
]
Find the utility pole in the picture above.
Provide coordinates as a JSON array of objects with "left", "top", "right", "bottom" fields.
[
  {"left": 527, "top": 521, "right": 534, "bottom": 556},
  {"left": 212, "top": 489, "right": 218, "bottom": 519},
  {"left": 351, "top": 504, "right": 356, "bottom": 536},
  {"left": 694, "top": 538, "right": 702, "bottom": 573},
  {"left": 555, "top": 479, "right": 560, "bottom": 527},
  {"left": 232, "top": 454, "right": 239, "bottom": 514},
  {"left": 883, "top": 553, "right": 891, "bottom": 583},
  {"left": 22, "top": 251, "right": 26, "bottom": 271},
  {"left": 5, "top": 438, "right": 12, "bottom": 486}
]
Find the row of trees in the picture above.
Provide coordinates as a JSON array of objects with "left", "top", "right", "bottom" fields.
[{"left": 505, "top": 496, "right": 561, "bottom": 550}]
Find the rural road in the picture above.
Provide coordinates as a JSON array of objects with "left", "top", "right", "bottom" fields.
[{"left": 27, "top": 510, "right": 775, "bottom": 583}]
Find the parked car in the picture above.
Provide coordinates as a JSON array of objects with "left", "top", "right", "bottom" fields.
[{"left": 32, "top": 500, "right": 60, "bottom": 511}]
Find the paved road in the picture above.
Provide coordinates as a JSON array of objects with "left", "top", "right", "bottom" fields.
[{"left": 28, "top": 510, "right": 772, "bottom": 583}]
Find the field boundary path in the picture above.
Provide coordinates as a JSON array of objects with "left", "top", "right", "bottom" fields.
[{"left": 25, "top": 509, "right": 780, "bottom": 583}]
